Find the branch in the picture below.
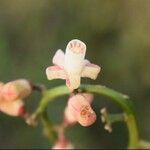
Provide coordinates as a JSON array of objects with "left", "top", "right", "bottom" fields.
[{"left": 35, "top": 84, "right": 139, "bottom": 149}]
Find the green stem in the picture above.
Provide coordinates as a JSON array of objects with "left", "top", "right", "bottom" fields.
[
  {"left": 41, "top": 110, "right": 58, "bottom": 143},
  {"left": 80, "top": 85, "right": 139, "bottom": 149},
  {"left": 109, "top": 113, "right": 125, "bottom": 123},
  {"left": 35, "top": 84, "right": 139, "bottom": 149}
]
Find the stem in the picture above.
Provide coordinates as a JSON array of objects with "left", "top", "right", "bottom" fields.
[
  {"left": 35, "top": 84, "right": 139, "bottom": 149},
  {"left": 81, "top": 85, "right": 139, "bottom": 149},
  {"left": 35, "top": 86, "right": 70, "bottom": 115},
  {"left": 41, "top": 110, "right": 58, "bottom": 143},
  {"left": 109, "top": 113, "right": 125, "bottom": 123}
]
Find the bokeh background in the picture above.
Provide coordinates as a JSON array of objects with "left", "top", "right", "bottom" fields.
[{"left": 0, "top": 0, "right": 150, "bottom": 149}]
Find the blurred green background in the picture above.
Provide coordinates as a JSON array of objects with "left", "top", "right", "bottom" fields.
[{"left": 0, "top": 0, "right": 150, "bottom": 149}]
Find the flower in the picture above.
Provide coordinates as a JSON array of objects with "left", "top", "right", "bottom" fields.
[
  {"left": 52, "top": 136, "right": 73, "bottom": 149},
  {"left": 64, "top": 93, "right": 96, "bottom": 127},
  {"left": 0, "top": 79, "right": 32, "bottom": 117},
  {"left": 46, "top": 39, "right": 101, "bottom": 91}
]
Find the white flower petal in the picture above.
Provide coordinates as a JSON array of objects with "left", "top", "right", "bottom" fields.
[
  {"left": 64, "top": 39, "right": 86, "bottom": 74},
  {"left": 52, "top": 49, "right": 65, "bottom": 68},
  {"left": 46, "top": 66, "right": 67, "bottom": 80},
  {"left": 83, "top": 59, "right": 90, "bottom": 65},
  {"left": 81, "top": 63, "right": 101, "bottom": 80},
  {"left": 66, "top": 75, "right": 81, "bottom": 91}
]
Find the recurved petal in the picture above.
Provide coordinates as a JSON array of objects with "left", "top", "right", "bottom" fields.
[
  {"left": 52, "top": 49, "right": 65, "bottom": 68},
  {"left": 46, "top": 66, "right": 67, "bottom": 80},
  {"left": 81, "top": 63, "right": 101, "bottom": 80},
  {"left": 64, "top": 39, "right": 86, "bottom": 74},
  {"left": 66, "top": 39, "right": 86, "bottom": 55},
  {"left": 0, "top": 99, "right": 25, "bottom": 117}
]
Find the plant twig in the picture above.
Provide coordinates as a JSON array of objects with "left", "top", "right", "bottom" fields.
[{"left": 35, "top": 84, "right": 139, "bottom": 149}]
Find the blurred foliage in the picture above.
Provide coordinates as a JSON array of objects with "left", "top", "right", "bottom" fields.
[{"left": 0, "top": 0, "right": 150, "bottom": 149}]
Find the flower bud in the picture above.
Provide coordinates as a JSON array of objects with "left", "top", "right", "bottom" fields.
[
  {"left": 64, "top": 106, "right": 77, "bottom": 126},
  {"left": 1, "top": 79, "right": 32, "bottom": 101},
  {"left": 0, "top": 99, "right": 26, "bottom": 117},
  {"left": 68, "top": 94, "right": 96, "bottom": 127},
  {"left": 82, "top": 93, "right": 94, "bottom": 104},
  {"left": 0, "top": 82, "right": 4, "bottom": 100},
  {"left": 52, "top": 137, "right": 73, "bottom": 149},
  {"left": 0, "top": 82, "right": 4, "bottom": 90}
]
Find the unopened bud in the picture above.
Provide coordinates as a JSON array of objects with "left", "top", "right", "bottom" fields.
[
  {"left": 1, "top": 79, "right": 32, "bottom": 101},
  {"left": 0, "top": 99, "right": 26, "bottom": 117},
  {"left": 68, "top": 94, "right": 96, "bottom": 127},
  {"left": 52, "top": 137, "right": 74, "bottom": 149}
]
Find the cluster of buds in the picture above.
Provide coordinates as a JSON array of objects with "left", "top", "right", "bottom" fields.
[{"left": 0, "top": 79, "right": 32, "bottom": 117}]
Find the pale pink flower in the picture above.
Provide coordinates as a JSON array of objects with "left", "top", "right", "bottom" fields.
[
  {"left": 46, "top": 39, "right": 101, "bottom": 91},
  {"left": 66, "top": 94, "right": 96, "bottom": 127},
  {"left": 52, "top": 137, "right": 73, "bottom": 149},
  {"left": 1, "top": 79, "right": 32, "bottom": 101}
]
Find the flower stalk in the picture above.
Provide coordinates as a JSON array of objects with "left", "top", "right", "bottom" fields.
[
  {"left": 41, "top": 110, "right": 58, "bottom": 143},
  {"left": 35, "top": 84, "right": 139, "bottom": 149}
]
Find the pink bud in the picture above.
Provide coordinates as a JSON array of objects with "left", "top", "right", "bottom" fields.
[
  {"left": 64, "top": 106, "right": 77, "bottom": 126},
  {"left": 0, "top": 82, "right": 4, "bottom": 91},
  {"left": 68, "top": 94, "right": 96, "bottom": 127},
  {"left": 1, "top": 79, "right": 32, "bottom": 101},
  {"left": 52, "top": 137, "right": 73, "bottom": 149},
  {"left": 0, "top": 99, "right": 26, "bottom": 117},
  {"left": 82, "top": 93, "right": 94, "bottom": 104},
  {"left": 0, "top": 82, "right": 4, "bottom": 100}
]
